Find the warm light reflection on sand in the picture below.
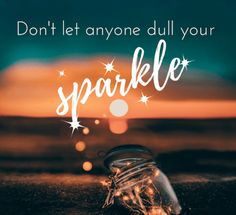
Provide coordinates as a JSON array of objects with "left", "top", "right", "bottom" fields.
[{"left": 109, "top": 119, "right": 128, "bottom": 134}]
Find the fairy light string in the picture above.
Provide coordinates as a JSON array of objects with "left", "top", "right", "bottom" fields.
[{"left": 102, "top": 160, "right": 170, "bottom": 215}]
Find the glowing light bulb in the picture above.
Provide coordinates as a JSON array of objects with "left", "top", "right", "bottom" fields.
[
  {"left": 147, "top": 187, "right": 154, "bottom": 195},
  {"left": 115, "top": 191, "right": 121, "bottom": 196},
  {"left": 123, "top": 196, "right": 129, "bottom": 201},
  {"left": 135, "top": 186, "right": 141, "bottom": 193},
  {"left": 102, "top": 145, "right": 182, "bottom": 215}
]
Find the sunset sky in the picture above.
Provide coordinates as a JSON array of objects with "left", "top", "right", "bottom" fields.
[{"left": 0, "top": 0, "right": 235, "bottom": 118}]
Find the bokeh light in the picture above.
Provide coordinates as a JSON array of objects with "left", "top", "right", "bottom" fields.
[
  {"left": 109, "top": 119, "right": 128, "bottom": 134},
  {"left": 82, "top": 161, "right": 93, "bottom": 172},
  {"left": 109, "top": 99, "right": 128, "bottom": 117},
  {"left": 83, "top": 127, "right": 90, "bottom": 135},
  {"left": 75, "top": 141, "right": 86, "bottom": 152},
  {"left": 94, "top": 119, "right": 100, "bottom": 125}
]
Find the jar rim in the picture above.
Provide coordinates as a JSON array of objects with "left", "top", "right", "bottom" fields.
[{"left": 104, "top": 144, "right": 154, "bottom": 169}]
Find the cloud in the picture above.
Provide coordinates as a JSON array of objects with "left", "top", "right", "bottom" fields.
[{"left": 0, "top": 57, "right": 236, "bottom": 118}]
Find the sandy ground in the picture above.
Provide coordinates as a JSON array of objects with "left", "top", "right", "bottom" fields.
[
  {"left": 0, "top": 117, "right": 235, "bottom": 214},
  {"left": 0, "top": 173, "right": 236, "bottom": 215}
]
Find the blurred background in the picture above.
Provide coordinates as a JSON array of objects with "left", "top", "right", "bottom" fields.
[{"left": 0, "top": 0, "right": 236, "bottom": 214}]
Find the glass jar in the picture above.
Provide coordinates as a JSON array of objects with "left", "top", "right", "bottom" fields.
[{"left": 103, "top": 145, "right": 182, "bottom": 215}]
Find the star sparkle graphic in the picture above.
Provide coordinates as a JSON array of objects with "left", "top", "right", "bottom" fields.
[
  {"left": 181, "top": 56, "right": 192, "bottom": 70},
  {"left": 139, "top": 92, "right": 151, "bottom": 106},
  {"left": 58, "top": 70, "right": 66, "bottom": 77},
  {"left": 63, "top": 119, "right": 84, "bottom": 136},
  {"left": 101, "top": 59, "right": 118, "bottom": 75}
]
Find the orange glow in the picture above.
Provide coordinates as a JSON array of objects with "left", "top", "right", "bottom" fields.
[
  {"left": 0, "top": 58, "right": 236, "bottom": 119},
  {"left": 109, "top": 119, "right": 128, "bottom": 134},
  {"left": 94, "top": 119, "right": 100, "bottom": 125},
  {"left": 147, "top": 187, "right": 154, "bottom": 195},
  {"left": 100, "top": 180, "right": 109, "bottom": 186},
  {"left": 154, "top": 170, "right": 160, "bottom": 177},
  {"left": 75, "top": 141, "right": 86, "bottom": 152},
  {"left": 82, "top": 161, "right": 93, "bottom": 172},
  {"left": 114, "top": 168, "right": 121, "bottom": 174},
  {"left": 82, "top": 127, "right": 90, "bottom": 135},
  {"left": 123, "top": 196, "right": 129, "bottom": 201},
  {"left": 115, "top": 191, "right": 121, "bottom": 196},
  {"left": 134, "top": 186, "right": 141, "bottom": 193},
  {"left": 148, "top": 206, "right": 167, "bottom": 215}
]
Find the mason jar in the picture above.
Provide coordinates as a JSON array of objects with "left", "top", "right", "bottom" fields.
[{"left": 103, "top": 145, "right": 182, "bottom": 215}]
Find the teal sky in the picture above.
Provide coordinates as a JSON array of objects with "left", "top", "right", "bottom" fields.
[{"left": 0, "top": 0, "right": 235, "bottom": 84}]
